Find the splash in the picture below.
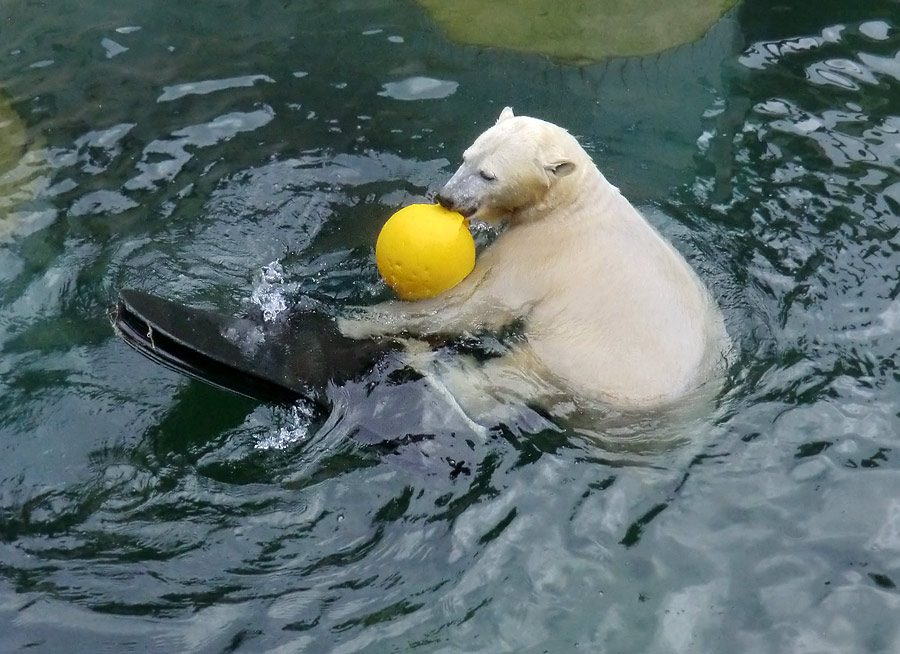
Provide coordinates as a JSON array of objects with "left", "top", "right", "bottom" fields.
[
  {"left": 255, "top": 401, "right": 316, "bottom": 450},
  {"left": 250, "top": 260, "right": 288, "bottom": 322}
]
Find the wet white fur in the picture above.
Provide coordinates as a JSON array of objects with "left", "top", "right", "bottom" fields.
[{"left": 340, "top": 108, "right": 731, "bottom": 411}]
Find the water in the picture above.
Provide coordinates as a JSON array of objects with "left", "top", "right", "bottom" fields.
[{"left": 1, "top": 0, "right": 900, "bottom": 651}]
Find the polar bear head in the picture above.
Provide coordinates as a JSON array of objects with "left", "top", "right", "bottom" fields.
[{"left": 436, "top": 107, "right": 592, "bottom": 224}]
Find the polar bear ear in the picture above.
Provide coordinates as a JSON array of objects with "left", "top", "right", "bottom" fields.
[
  {"left": 496, "top": 107, "right": 515, "bottom": 124},
  {"left": 546, "top": 159, "right": 576, "bottom": 178}
]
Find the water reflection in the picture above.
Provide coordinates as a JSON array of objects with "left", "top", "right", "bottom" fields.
[{"left": 678, "top": 13, "right": 900, "bottom": 652}]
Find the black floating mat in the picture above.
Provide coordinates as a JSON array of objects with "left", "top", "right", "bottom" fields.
[{"left": 114, "top": 289, "right": 397, "bottom": 405}]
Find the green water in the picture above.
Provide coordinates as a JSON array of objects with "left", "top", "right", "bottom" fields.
[{"left": 2, "top": 0, "right": 900, "bottom": 651}]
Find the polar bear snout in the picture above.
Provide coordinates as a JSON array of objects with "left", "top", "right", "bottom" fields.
[
  {"left": 436, "top": 174, "right": 480, "bottom": 218},
  {"left": 436, "top": 152, "right": 509, "bottom": 218},
  {"left": 435, "top": 189, "right": 476, "bottom": 218}
]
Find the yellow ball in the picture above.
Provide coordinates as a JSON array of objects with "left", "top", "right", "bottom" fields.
[{"left": 376, "top": 203, "right": 475, "bottom": 300}]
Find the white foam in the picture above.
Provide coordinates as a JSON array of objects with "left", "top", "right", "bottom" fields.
[{"left": 250, "top": 261, "right": 288, "bottom": 322}]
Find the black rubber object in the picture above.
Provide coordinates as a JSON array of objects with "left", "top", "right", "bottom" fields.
[{"left": 113, "top": 289, "right": 396, "bottom": 406}]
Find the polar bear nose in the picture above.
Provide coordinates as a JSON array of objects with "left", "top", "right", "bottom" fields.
[
  {"left": 436, "top": 191, "right": 475, "bottom": 217},
  {"left": 435, "top": 191, "right": 455, "bottom": 211}
]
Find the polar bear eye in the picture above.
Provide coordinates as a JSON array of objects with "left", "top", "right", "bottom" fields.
[{"left": 479, "top": 170, "right": 497, "bottom": 182}]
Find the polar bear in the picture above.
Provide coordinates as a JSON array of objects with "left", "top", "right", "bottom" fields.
[{"left": 340, "top": 108, "right": 731, "bottom": 415}]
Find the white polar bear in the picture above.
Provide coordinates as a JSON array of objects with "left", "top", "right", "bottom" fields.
[{"left": 340, "top": 108, "right": 731, "bottom": 415}]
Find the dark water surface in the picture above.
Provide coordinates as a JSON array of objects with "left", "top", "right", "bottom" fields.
[{"left": 2, "top": 0, "right": 900, "bottom": 651}]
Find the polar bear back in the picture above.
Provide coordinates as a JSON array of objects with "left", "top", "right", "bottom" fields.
[{"left": 478, "top": 171, "right": 728, "bottom": 406}]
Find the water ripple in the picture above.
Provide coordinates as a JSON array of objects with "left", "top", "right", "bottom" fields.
[{"left": 1, "top": 2, "right": 900, "bottom": 652}]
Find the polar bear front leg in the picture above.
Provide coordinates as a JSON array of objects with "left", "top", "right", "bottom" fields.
[
  {"left": 337, "top": 296, "right": 509, "bottom": 339},
  {"left": 337, "top": 269, "right": 517, "bottom": 339},
  {"left": 336, "top": 299, "right": 445, "bottom": 339}
]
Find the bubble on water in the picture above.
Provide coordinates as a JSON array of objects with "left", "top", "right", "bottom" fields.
[
  {"left": 250, "top": 260, "right": 287, "bottom": 322},
  {"left": 255, "top": 402, "right": 316, "bottom": 450}
]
